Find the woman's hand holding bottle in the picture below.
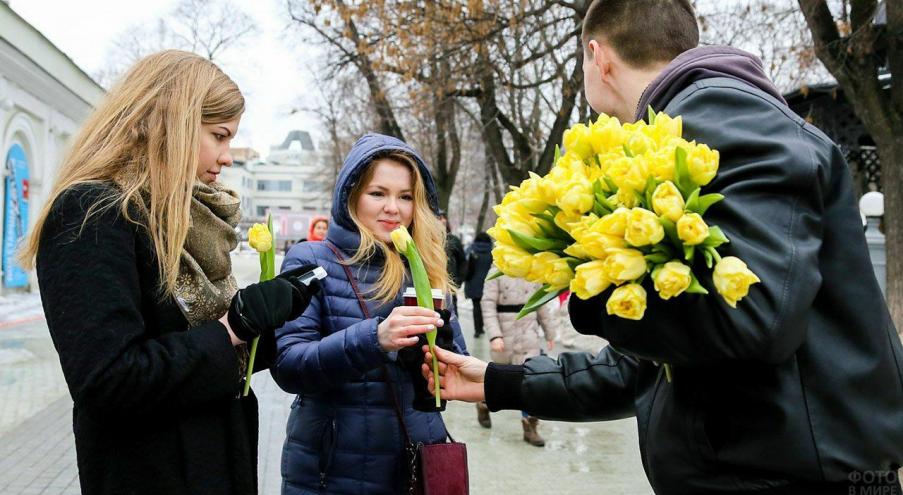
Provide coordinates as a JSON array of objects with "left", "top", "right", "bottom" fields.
[{"left": 377, "top": 306, "right": 443, "bottom": 352}]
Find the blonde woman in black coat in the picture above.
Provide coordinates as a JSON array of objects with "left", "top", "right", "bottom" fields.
[{"left": 19, "top": 51, "right": 319, "bottom": 495}]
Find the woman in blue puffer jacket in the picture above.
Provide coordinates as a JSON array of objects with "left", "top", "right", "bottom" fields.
[{"left": 272, "top": 133, "right": 467, "bottom": 494}]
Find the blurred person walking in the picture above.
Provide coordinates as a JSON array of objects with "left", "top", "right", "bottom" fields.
[
  {"left": 478, "top": 272, "right": 556, "bottom": 446},
  {"left": 307, "top": 215, "right": 328, "bottom": 242},
  {"left": 439, "top": 209, "right": 466, "bottom": 311},
  {"left": 463, "top": 231, "right": 494, "bottom": 338}
]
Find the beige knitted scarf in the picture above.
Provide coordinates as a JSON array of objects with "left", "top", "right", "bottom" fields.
[{"left": 173, "top": 181, "right": 241, "bottom": 327}]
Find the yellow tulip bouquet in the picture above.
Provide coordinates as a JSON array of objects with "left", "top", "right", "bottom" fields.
[{"left": 489, "top": 109, "right": 760, "bottom": 325}]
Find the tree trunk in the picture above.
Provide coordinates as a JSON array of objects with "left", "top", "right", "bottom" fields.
[
  {"left": 476, "top": 187, "right": 490, "bottom": 234},
  {"left": 535, "top": 39, "right": 584, "bottom": 176},
  {"left": 874, "top": 135, "right": 903, "bottom": 338},
  {"left": 799, "top": 0, "right": 903, "bottom": 336},
  {"left": 430, "top": 60, "right": 462, "bottom": 211},
  {"left": 335, "top": 0, "right": 405, "bottom": 140},
  {"left": 476, "top": 144, "right": 496, "bottom": 233},
  {"left": 475, "top": 44, "right": 522, "bottom": 187}
]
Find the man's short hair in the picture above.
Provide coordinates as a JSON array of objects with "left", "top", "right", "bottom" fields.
[{"left": 582, "top": 0, "right": 699, "bottom": 68}]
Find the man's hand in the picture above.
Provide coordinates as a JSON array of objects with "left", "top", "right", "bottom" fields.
[{"left": 421, "top": 345, "right": 487, "bottom": 403}]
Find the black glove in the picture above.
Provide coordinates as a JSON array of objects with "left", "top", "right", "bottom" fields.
[
  {"left": 398, "top": 309, "right": 455, "bottom": 412},
  {"left": 228, "top": 264, "right": 322, "bottom": 343},
  {"left": 568, "top": 293, "right": 607, "bottom": 336},
  {"left": 277, "top": 264, "right": 323, "bottom": 317}
]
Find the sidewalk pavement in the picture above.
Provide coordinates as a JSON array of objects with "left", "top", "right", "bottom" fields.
[{"left": 0, "top": 292, "right": 44, "bottom": 329}]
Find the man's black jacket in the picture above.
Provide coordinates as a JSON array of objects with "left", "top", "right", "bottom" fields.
[{"left": 485, "top": 76, "right": 903, "bottom": 494}]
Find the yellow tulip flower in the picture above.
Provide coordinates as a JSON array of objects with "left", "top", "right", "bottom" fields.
[
  {"left": 570, "top": 260, "right": 612, "bottom": 300},
  {"left": 713, "top": 256, "right": 760, "bottom": 308},
  {"left": 248, "top": 223, "right": 273, "bottom": 253},
  {"left": 606, "top": 283, "right": 647, "bottom": 320},
  {"left": 625, "top": 208, "right": 666, "bottom": 247},
  {"left": 677, "top": 212, "right": 709, "bottom": 246},
  {"left": 652, "top": 261, "right": 692, "bottom": 300}
]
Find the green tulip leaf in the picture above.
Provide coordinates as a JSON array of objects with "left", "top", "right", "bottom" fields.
[
  {"left": 508, "top": 229, "right": 568, "bottom": 253},
  {"left": 564, "top": 256, "right": 585, "bottom": 270},
  {"left": 644, "top": 176, "right": 658, "bottom": 209},
  {"left": 696, "top": 193, "right": 725, "bottom": 215},
  {"left": 674, "top": 147, "right": 694, "bottom": 197},
  {"left": 659, "top": 217, "right": 682, "bottom": 248},
  {"left": 702, "top": 226, "right": 730, "bottom": 248},
  {"left": 516, "top": 286, "right": 564, "bottom": 320},
  {"left": 684, "top": 187, "right": 701, "bottom": 212},
  {"left": 683, "top": 244, "right": 695, "bottom": 262},
  {"left": 603, "top": 176, "right": 619, "bottom": 194},
  {"left": 623, "top": 143, "right": 634, "bottom": 158},
  {"left": 645, "top": 252, "right": 671, "bottom": 264},
  {"left": 685, "top": 271, "right": 709, "bottom": 295}
]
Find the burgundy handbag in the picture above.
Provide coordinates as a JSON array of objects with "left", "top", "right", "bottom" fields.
[{"left": 322, "top": 241, "right": 470, "bottom": 495}]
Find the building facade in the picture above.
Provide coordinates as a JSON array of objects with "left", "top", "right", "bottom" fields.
[
  {"left": 221, "top": 130, "right": 334, "bottom": 245},
  {"left": 0, "top": 2, "right": 104, "bottom": 294}
]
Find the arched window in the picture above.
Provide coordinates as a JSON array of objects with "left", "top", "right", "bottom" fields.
[{"left": 2, "top": 115, "right": 37, "bottom": 289}]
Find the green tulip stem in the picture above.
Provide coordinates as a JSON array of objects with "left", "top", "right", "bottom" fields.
[
  {"left": 403, "top": 241, "right": 441, "bottom": 408},
  {"left": 243, "top": 214, "right": 275, "bottom": 397},
  {"left": 243, "top": 337, "right": 260, "bottom": 396}
]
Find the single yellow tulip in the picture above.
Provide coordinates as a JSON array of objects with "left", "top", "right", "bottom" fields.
[
  {"left": 652, "top": 261, "right": 692, "bottom": 300},
  {"left": 606, "top": 283, "right": 647, "bottom": 320},
  {"left": 713, "top": 256, "right": 760, "bottom": 308},
  {"left": 563, "top": 123, "right": 595, "bottom": 160},
  {"left": 248, "top": 223, "right": 273, "bottom": 253},
  {"left": 651, "top": 181, "right": 685, "bottom": 222},
  {"left": 677, "top": 212, "right": 709, "bottom": 246},
  {"left": 625, "top": 208, "right": 666, "bottom": 247},
  {"left": 687, "top": 143, "right": 719, "bottom": 186},
  {"left": 570, "top": 260, "right": 612, "bottom": 300},
  {"left": 390, "top": 225, "right": 413, "bottom": 252},
  {"left": 603, "top": 248, "right": 647, "bottom": 283},
  {"left": 592, "top": 207, "right": 630, "bottom": 237},
  {"left": 492, "top": 244, "right": 534, "bottom": 278}
]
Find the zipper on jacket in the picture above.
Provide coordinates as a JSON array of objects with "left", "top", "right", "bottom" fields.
[{"left": 318, "top": 418, "right": 337, "bottom": 491}]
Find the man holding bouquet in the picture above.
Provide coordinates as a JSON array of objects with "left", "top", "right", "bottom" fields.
[{"left": 425, "top": 0, "right": 903, "bottom": 493}]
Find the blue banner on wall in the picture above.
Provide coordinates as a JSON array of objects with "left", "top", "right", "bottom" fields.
[{"left": 2, "top": 144, "right": 29, "bottom": 288}]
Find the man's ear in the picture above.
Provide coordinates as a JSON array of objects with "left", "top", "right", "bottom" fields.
[{"left": 588, "top": 39, "right": 612, "bottom": 81}]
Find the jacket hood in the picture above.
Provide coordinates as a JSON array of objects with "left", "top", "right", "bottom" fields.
[
  {"left": 330, "top": 133, "right": 440, "bottom": 233},
  {"left": 469, "top": 239, "right": 493, "bottom": 254},
  {"left": 634, "top": 46, "right": 786, "bottom": 121}
]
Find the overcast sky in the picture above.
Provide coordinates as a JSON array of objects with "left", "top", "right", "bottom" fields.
[{"left": 10, "top": 0, "right": 323, "bottom": 157}]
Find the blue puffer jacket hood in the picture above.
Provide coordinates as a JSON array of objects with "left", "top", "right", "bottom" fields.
[{"left": 331, "top": 133, "right": 441, "bottom": 233}]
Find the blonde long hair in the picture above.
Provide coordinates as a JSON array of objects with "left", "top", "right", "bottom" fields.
[
  {"left": 19, "top": 50, "right": 244, "bottom": 297},
  {"left": 346, "top": 152, "right": 453, "bottom": 304}
]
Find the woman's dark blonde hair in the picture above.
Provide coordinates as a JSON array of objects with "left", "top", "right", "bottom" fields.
[
  {"left": 19, "top": 50, "right": 244, "bottom": 297},
  {"left": 346, "top": 152, "right": 452, "bottom": 304}
]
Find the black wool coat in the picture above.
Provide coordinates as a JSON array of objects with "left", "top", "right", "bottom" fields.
[
  {"left": 485, "top": 78, "right": 903, "bottom": 493},
  {"left": 36, "top": 184, "right": 275, "bottom": 495}
]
